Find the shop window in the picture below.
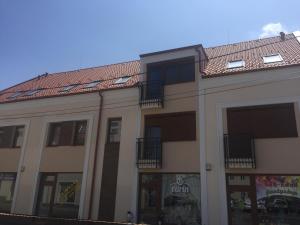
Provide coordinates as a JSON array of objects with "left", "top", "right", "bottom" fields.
[
  {"left": 0, "top": 125, "right": 25, "bottom": 148},
  {"left": 256, "top": 175, "right": 300, "bottom": 225},
  {"left": 227, "top": 103, "right": 298, "bottom": 138},
  {"left": 107, "top": 119, "right": 122, "bottom": 143},
  {"left": 147, "top": 57, "right": 195, "bottom": 85},
  {"left": 47, "top": 120, "right": 87, "bottom": 146},
  {"left": 139, "top": 173, "right": 201, "bottom": 225},
  {"left": 36, "top": 173, "right": 82, "bottom": 218},
  {"left": 145, "top": 112, "right": 196, "bottom": 142},
  {"left": 0, "top": 173, "right": 16, "bottom": 213}
]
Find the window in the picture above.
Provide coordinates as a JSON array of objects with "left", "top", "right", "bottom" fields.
[
  {"left": 114, "top": 76, "right": 131, "bottom": 84},
  {"left": 107, "top": 119, "right": 122, "bottom": 143},
  {"left": 0, "top": 173, "right": 16, "bottom": 213},
  {"left": 7, "top": 92, "right": 22, "bottom": 99},
  {"left": 147, "top": 57, "right": 195, "bottom": 85},
  {"left": 145, "top": 111, "right": 196, "bottom": 142},
  {"left": 24, "top": 89, "right": 41, "bottom": 96},
  {"left": 59, "top": 84, "right": 77, "bottom": 93},
  {"left": 47, "top": 120, "right": 87, "bottom": 146},
  {"left": 0, "top": 125, "right": 25, "bottom": 148},
  {"left": 227, "top": 60, "right": 245, "bottom": 69},
  {"left": 84, "top": 80, "right": 101, "bottom": 89},
  {"left": 227, "top": 103, "right": 298, "bottom": 138},
  {"left": 263, "top": 54, "right": 283, "bottom": 64},
  {"left": 36, "top": 173, "right": 82, "bottom": 218}
]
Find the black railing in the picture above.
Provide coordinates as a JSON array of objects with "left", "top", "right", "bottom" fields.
[
  {"left": 224, "top": 134, "right": 256, "bottom": 169},
  {"left": 137, "top": 138, "right": 162, "bottom": 168},
  {"left": 139, "top": 81, "right": 164, "bottom": 107}
]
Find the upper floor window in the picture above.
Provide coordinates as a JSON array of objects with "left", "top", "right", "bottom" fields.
[
  {"left": 263, "top": 54, "right": 283, "bottom": 64},
  {"left": 107, "top": 119, "right": 122, "bottom": 143},
  {"left": 147, "top": 57, "right": 195, "bottom": 85},
  {"left": 47, "top": 120, "right": 87, "bottom": 147},
  {"left": 0, "top": 125, "right": 25, "bottom": 148},
  {"left": 114, "top": 76, "right": 131, "bottom": 84},
  {"left": 83, "top": 80, "right": 101, "bottom": 89}
]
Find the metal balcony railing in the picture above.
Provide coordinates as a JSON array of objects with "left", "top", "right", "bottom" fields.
[
  {"left": 139, "top": 81, "right": 164, "bottom": 108},
  {"left": 137, "top": 138, "right": 162, "bottom": 169},
  {"left": 224, "top": 134, "right": 256, "bottom": 169}
]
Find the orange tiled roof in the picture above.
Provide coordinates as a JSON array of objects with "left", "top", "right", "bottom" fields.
[
  {"left": 1, "top": 33, "right": 300, "bottom": 104},
  {"left": 0, "top": 60, "right": 140, "bottom": 104},
  {"left": 203, "top": 33, "right": 300, "bottom": 76}
]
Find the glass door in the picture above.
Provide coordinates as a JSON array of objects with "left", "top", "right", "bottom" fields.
[
  {"left": 36, "top": 174, "right": 56, "bottom": 217},
  {"left": 139, "top": 174, "right": 162, "bottom": 225},
  {"left": 227, "top": 175, "right": 257, "bottom": 225},
  {"left": 146, "top": 68, "right": 163, "bottom": 100}
]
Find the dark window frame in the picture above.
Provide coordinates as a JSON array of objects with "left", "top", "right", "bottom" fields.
[
  {"left": 106, "top": 118, "right": 122, "bottom": 144},
  {"left": 147, "top": 56, "right": 195, "bottom": 86},
  {"left": 0, "top": 125, "right": 25, "bottom": 148},
  {"left": 35, "top": 172, "right": 82, "bottom": 218},
  {"left": 47, "top": 120, "right": 87, "bottom": 147}
]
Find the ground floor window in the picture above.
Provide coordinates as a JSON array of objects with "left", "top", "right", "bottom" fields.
[
  {"left": 36, "top": 173, "right": 82, "bottom": 218},
  {"left": 0, "top": 173, "right": 16, "bottom": 213},
  {"left": 227, "top": 174, "right": 300, "bottom": 225},
  {"left": 139, "top": 173, "right": 201, "bottom": 225}
]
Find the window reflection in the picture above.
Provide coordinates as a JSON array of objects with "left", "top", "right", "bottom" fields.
[{"left": 0, "top": 173, "right": 16, "bottom": 213}]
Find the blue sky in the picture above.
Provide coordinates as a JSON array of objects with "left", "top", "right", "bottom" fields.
[{"left": 0, "top": 0, "right": 299, "bottom": 90}]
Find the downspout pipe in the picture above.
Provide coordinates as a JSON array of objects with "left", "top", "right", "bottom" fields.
[{"left": 88, "top": 91, "right": 103, "bottom": 220}]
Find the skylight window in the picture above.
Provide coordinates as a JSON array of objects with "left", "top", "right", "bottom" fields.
[
  {"left": 84, "top": 80, "right": 101, "bottom": 89},
  {"left": 227, "top": 60, "right": 245, "bottom": 69},
  {"left": 24, "top": 89, "right": 41, "bottom": 97},
  {"left": 8, "top": 92, "right": 22, "bottom": 99},
  {"left": 114, "top": 76, "right": 131, "bottom": 84},
  {"left": 60, "top": 84, "right": 77, "bottom": 92},
  {"left": 263, "top": 54, "right": 283, "bottom": 64}
]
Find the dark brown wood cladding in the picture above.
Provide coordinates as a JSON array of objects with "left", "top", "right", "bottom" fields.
[
  {"left": 145, "top": 111, "right": 196, "bottom": 141},
  {"left": 227, "top": 103, "right": 298, "bottom": 138},
  {"left": 98, "top": 142, "right": 120, "bottom": 221}
]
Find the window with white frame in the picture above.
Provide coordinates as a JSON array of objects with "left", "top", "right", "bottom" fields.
[
  {"left": 227, "top": 60, "right": 245, "bottom": 69},
  {"left": 263, "top": 54, "right": 283, "bottom": 64},
  {"left": 114, "top": 76, "right": 130, "bottom": 84}
]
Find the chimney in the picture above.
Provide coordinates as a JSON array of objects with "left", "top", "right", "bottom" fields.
[{"left": 280, "top": 32, "right": 285, "bottom": 41}]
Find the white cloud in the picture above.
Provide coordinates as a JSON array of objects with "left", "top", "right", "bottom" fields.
[{"left": 259, "top": 23, "right": 287, "bottom": 38}]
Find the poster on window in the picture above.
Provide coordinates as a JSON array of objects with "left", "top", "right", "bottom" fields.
[
  {"left": 256, "top": 176, "right": 300, "bottom": 225},
  {"left": 161, "top": 174, "right": 201, "bottom": 225}
]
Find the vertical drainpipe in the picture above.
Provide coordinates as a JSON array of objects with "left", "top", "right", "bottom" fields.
[
  {"left": 195, "top": 47, "right": 209, "bottom": 225},
  {"left": 88, "top": 91, "right": 103, "bottom": 220}
]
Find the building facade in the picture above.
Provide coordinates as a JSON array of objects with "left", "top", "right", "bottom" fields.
[{"left": 0, "top": 32, "right": 300, "bottom": 225}]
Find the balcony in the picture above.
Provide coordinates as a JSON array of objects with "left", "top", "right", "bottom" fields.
[
  {"left": 137, "top": 138, "right": 162, "bottom": 169},
  {"left": 139, "top": 81, "right": 164, "bottom": 109},
  {"left": 224, "top": 134, "right": 256, "bottom": 169}
]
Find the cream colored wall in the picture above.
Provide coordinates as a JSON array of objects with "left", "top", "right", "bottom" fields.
[
  {"left": 40, "top": 146, "right": 85, "bottom": 172},
  {"left": 89, "top": 88, "right": 140, "bottom": 222},
  {"left": 202, "top": 65, "right": 300, "bottom": 225},
  {"left": 0, "top": 93, "right": 100, "bottom": 216},
  {"left": 0, "top": 148, "right": 20, "bottom": 172},
  {"left": 139, "top": 48, "right": 201, "bottom": 174}
]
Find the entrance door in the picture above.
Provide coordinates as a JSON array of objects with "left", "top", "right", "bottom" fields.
[
  {"left": 227, "top": 175, "right": 257, "bottom": 225},
  {"left": 36, "top": 174, "right": 57, "bottom": 217},
  {"left": 139, "top": 174, "right": 162, "bottom": 225}
]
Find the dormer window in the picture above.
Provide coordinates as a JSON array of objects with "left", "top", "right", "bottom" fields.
[
  {"left": 227, "top": 60, "right": 245, "bottom": 69},
  {"left": 84, "top": 80, "right": 101, "bottom": 89},
  {"left": 114, "top": 76, "right": 131, "bottom": 84},
  {"left": 263, "top": 54, "right": 283, "bottom": 64},
  {"left": 60, "top": 84, "right": 77, "bottom": 93}
]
